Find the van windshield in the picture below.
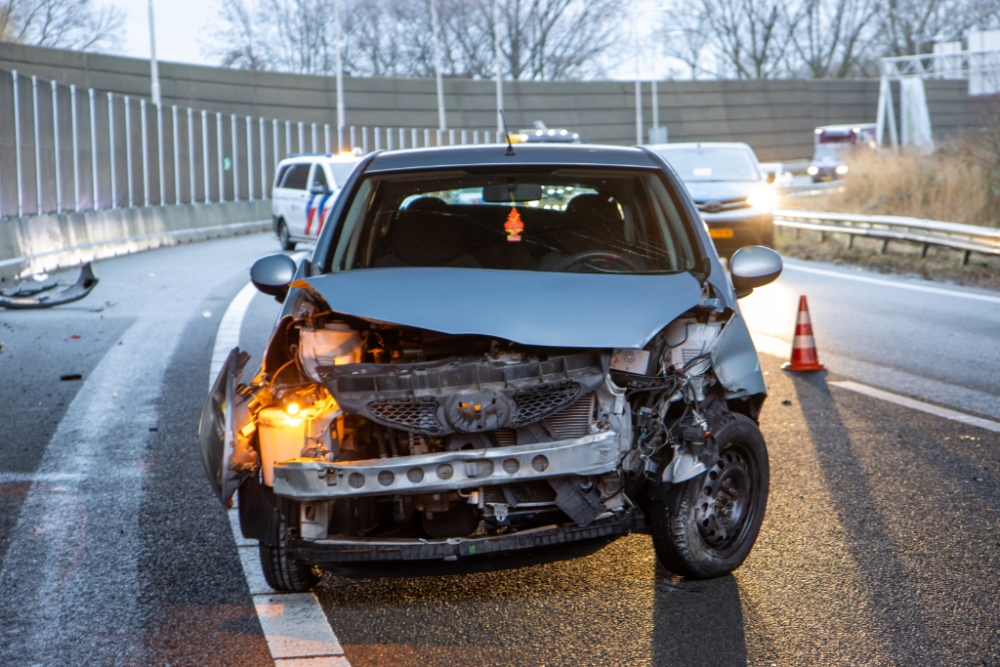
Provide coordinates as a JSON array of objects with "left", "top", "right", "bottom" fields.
[{"left": 332, "top": 168, "right": 698, "bottom": 275}]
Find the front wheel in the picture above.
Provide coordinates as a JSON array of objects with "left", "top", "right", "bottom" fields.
[
  {"left": 649, "top": 412, "right": 769, "bottom": 579},
  {"left": 277, "top": 220, "right": 296, "bottom": 251},
  {"left": 259, "top": 498, "right": 321, "bottom": 592}
]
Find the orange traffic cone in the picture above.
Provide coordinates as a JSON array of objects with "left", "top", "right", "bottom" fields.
[{"left": 782, "top": 295, "right": 826, "bottom": 372}]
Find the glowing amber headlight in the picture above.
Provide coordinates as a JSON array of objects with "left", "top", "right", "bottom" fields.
[{"left": 836, "top": 165, "right": 849, "bottom": 175}]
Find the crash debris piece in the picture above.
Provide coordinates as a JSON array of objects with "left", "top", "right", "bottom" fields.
[{"left": 0, "top": 263, "right": 99, "bottom": 310}]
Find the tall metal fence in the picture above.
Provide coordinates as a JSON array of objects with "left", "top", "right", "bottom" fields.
[{"left": 0, "top": 68, "right": 504, "bottom": 220}]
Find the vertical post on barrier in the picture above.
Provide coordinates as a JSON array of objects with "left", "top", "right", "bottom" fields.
[
  {"left": 374, "top": 127, "right": 381, "bottom": 151},
  {"left": 362, "top": 126, "right": 369, "bottom": 154},
  {"left": 461, "top": 129, "right": 467, "bottom": 145},
  {"left": 296, "top": 122, "right": 303, "bottom": 153},
  {"left": 273, "top": 119, "right": 280, "bottom": 192},
  {"left": 52, "top": 81, "right": 62, "bottom": 213},
  {"left": 231, "top": 114, "right": 240, "bottom": 202},
  {"left": 202, "top": 110, "right": 210, "bottom": 203},
  {"left": 350, "top": 126, "right": 357, "bottom": 151},
  {"left": 246, "top": 116, "right": 254, "bottom": 201},
  {"left": 259, "top": 118, "right": 267, "bottom": 199},
  {"left": 157, "top": 102, "right": 165, "bottom": 206},
  {"left": 474, "top": 130, "right": 479, "bottom": 145},
  {"left": 285, "top": 120, "right": 291, "bottom": 157},
  {"left": 399, "top": 128, "right": 405, "bottom": 150},
  {"left": 125, "top": 97, "right": 134, "bottom": 208},
  {"left": 411, "top": 128, "right": 418, "bottom": 149},
  {"left": 71, "top": 84, "right": 80, "bottom": 212},
  {"left": 108, "top": 93, "right": 117, "bottom": 208},
  {"left": 32, "top": 76, "right": 42, "bottom": 214},
  {"left": 188, "top": 108, "right": 195, "bottom": 204},
  {"left": 424, "top": 128, "right": 430, "bottom": 148},
  {"left": 12, "top": 71, "right": 23, "bottom": 217},
  {"left": 217, "top": 112, "right": 224, "bottom": 202},
  {"left": 324, "top": 123, "right": 331, "bottom": 153},
  {"left": 386, "top": 128, "right": 393, "bottom": 151},
  {"left": 449, "top": 129, "right": 455, "bottom": 146},
  {"left": 172, "top": 105, "right": 181, "bottom": 204},
  {"left": 141, "top": 99, "right": 150, "bottom": 207},
  {"left": 89, "top": 88, "right": 99, "bottom": 210},
  {"left": 311, "top": 122, "right": 317, "bottom": 153}
]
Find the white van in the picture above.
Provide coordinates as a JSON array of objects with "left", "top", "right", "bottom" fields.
[{"left": 271, "top": 154, "right": 362, "bottom": 250}]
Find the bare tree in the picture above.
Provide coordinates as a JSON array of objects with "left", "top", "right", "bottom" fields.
[
  {"left": 207, "top": 0, "right": 627, "bottom": 80},
  {"left": 788, "top": 0, "right": 879, "bottom": 77},
  {"left": 660, "top": 2, "right": 718, "bottom": 78},
  {"left": 0, "top": 0, "right": 124, "bottom": 51},
  {"left": 876, "top": 0, "right": 1000, "bottom": 57}
]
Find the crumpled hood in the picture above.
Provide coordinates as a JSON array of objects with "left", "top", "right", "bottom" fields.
[
  {"left": 682, "top": 181, "right": 757, "bottom": 204},
  {"left": 302, "top": 267, "right": 704, "bottom": 349}
]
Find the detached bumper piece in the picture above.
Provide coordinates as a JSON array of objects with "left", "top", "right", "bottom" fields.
[
  {"left": 273, "top": 431, "right": 620, "bottom": 501},
  {"left": 293, "top": 512, "right": 633, "bottom": 571},
  {"left": 0, "top": 263, "right": 98, "bottom": 309}
]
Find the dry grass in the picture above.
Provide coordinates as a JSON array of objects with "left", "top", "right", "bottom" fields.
[{"left": 802, "top": 149, "right": 999, "bottom": 227}]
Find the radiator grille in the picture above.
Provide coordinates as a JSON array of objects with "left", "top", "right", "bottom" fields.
[
  {"left": 513, "top": 381, "right": 581, "bottom": 426},
  {"left": 368, "top": 399, "right": 442, "bottom": 433},
  {"left": 546, "top": 392, "right": 595, "bottom": 439}
]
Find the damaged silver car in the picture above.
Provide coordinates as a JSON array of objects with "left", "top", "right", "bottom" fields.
[{"left": 199, "top": 144, "right": 782, "bottom": 591}]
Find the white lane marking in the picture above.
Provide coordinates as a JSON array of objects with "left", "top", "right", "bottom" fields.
[
  {"left": 211, "top": 275, "right": 349, "bottom": 666},
  {"left": 782, "top": 261, "right": 1000, "bottom": 304},
  {"left": 829, "top": 381, "right": 1000, "bottom": 434}
]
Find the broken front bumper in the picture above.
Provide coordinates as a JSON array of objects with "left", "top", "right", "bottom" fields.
[{"left": 272, "top": 431, "right": 621, "bottom": 501}]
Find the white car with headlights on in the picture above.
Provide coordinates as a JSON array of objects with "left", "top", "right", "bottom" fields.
[{"left": 650, "top": 142, "right": 776, "bottom": 257}]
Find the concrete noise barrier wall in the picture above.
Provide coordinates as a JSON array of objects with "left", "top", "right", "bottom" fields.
[
  {"left": 0, "top": 200, "right": 271, "bottom": 281},
  {"left": 0, "top": 42, "right": 990, "bottom": 164}
]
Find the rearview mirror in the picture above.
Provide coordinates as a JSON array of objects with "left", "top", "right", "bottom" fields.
[
  {"left": 730, "top": 246, "right": 782, "bottom": 298},
  {"left": 250, "top": 254, "right": 297, "bottom": 301},
  {"left": 482, "top": 183, "right": 543, "bottom": 202}
]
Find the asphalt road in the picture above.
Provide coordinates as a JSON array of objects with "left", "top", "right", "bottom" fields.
[{"left": 1, "top": 234, "right": 999, "bottom": 666}]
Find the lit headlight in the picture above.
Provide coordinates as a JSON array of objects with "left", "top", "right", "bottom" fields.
[
  {"left": 807, "top": 166, "right": 819, "bottom": 176},
  {"left": 836, "top": 165, "right": 849, "bottom": 175},
  {"left": 747, "top": 186, "right": 779, "bottom": 211}
]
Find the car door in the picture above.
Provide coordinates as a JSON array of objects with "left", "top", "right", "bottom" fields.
[
  {"left": 271, "top": 161, "right": 293, "bottom": 231},
  {"left": 281, "top": 162, "right": 312, "bottom": 238},
  {"left": 305, "top": 164, "right": 333, "bottom": 237}
]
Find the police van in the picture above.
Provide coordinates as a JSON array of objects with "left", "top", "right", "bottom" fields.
[{"left": 271, "top": 153, "right": 362, "bottom": 250}]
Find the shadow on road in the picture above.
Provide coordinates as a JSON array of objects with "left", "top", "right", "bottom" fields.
[{"left": 789, "top": 371, "right": 932, "bottom": 665}]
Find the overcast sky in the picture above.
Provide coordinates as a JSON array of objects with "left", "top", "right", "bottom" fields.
[{"left": 115, "top": 0, "right": 674, "bottom": 79}]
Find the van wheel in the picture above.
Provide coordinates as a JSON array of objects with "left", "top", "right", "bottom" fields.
[
  {"left": 278, "top": 220, "right": 296, "bottom": 251},
  {"left": 259, "top": 498, "right": 321, "bottom": 592},
  {"left": 649, "top": 412, "right": 769, "bottom": 579}
]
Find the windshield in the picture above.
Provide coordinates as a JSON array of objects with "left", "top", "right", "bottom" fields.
[
  {"left": 655, "top": 147, "right": 760, "bottom": 183},
  {"left": 331, "top": 168, "right": 697, "bottom": 275},
  {"left": 328, "top": 161, "right": 359, "bottom": 188},
  {"left": 813, "top": 144, "right": 846, "bottom": 161}
]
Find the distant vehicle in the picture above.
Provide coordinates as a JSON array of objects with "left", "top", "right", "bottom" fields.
[
  {"left": 650, "top": 142, "right": 776, "bottom": 257},
  {"left": 808, "top": 124, "right": 877, "bottom": 183},
  {"left": 271, "top": 154, "right": 362, "bottom": 250}
]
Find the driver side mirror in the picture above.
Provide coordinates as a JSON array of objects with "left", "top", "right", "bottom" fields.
[
  {"left": 309, "top": 183, "right": 328, "bottom": 196},
  {"left": 730, "top": 246, "right": 782, "bottom": 298},
  {"left": 250, "top": 254, "right": 297, "bottom": 301}
]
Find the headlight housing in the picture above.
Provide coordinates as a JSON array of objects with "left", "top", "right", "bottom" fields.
[
  {"left": 807, "top": 165, "right": 819, "bottom": 176},
  {"left": 747, "top": 186, "right": 779, "bottom": 211},
  {"left": 835, "top": 165, "right": 849, "bottom": 175}
]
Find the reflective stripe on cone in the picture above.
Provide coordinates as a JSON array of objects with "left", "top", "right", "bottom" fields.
[{"left": 782, "top": 295, "right": 826, "bottom": 372}]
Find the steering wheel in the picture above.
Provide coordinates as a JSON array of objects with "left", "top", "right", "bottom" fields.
[{"left": 553, "top": 250, "right": 641, "bottom": 273}]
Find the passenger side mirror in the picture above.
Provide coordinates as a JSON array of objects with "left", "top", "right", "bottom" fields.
[
  {"left": 309, "top": 183, "right": 328, "bottom": 196},
  {"left": 730, "top": 246, "right": 782, "bottom": 298},
  {"left": 250, "top": 254, "right": 297, "bottom": 301}
]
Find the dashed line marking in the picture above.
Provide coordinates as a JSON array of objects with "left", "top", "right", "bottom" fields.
[
  {"left": 829, "top": 380, "right": 1000, "bottom": 434},
  {"left": 211, "top": 261, "right": 348, "bottom": 667}
]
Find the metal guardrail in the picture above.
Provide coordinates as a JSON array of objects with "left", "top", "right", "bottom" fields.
[{"left": 774, "top": 209, "right": 1000, "bottom": 264}]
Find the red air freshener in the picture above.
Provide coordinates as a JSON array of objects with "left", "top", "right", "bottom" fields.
[{"left": 504, "top": 207, "right": 524, "bottom": 242}]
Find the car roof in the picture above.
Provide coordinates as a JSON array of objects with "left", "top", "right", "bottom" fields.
[
  {"left": 647, "top": 142, "right": 754, "bottom": 151},
  {"left": 364, "top": 143, "right": 659, "bottom": 173}
]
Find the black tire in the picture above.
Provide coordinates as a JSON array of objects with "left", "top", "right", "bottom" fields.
[
  {"left": 259, "top": 498, "right": 321, "bottom": 592},
  {"left": 649, "top": 412, "right": 769, "bottom": 579},
  {"left": 277, "top": 220, "right": 296, "bottom": 251}
]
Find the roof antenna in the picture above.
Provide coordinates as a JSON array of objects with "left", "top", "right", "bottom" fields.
[{"left": 499, "top": 109, "right": 515, "bottom": 156}]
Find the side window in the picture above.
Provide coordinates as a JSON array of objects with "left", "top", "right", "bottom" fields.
[
  {"left": 311, "top": 165, "right": 329, "bottom": 192},
  {"left": 282, "top": 164, "right": 311, "bottom": 190},
  {"left": 274, "top": 163, "right": 292, "bottom": 189}
]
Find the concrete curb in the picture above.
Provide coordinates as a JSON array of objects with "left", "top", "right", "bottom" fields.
[{"left": 0, "top": 201, "right": 272, "bottom": 281}]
